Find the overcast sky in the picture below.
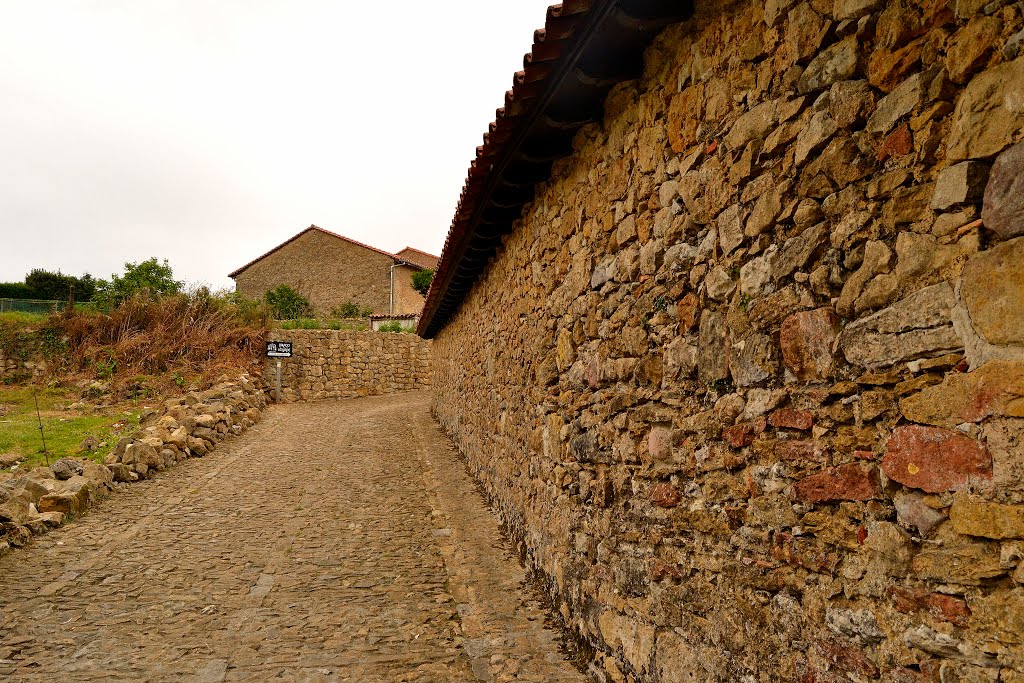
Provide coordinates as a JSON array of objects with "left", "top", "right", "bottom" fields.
[{"left": 0, "top": 1, "right": 555, "bottom": 290}]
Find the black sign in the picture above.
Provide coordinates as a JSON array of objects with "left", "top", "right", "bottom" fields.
[{"left": 266, "top": 341, "right": 293, "bottom": 358}]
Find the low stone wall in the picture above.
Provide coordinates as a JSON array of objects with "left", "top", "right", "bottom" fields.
[
  {"left": 0, "top": 374, "right": 266, "bottom": 557},
  {"left": 264, "top": 330, "right": 431, "bottom": 402},
  {"left": 0, "top": 349, "right": 46, "bottom": 382}
]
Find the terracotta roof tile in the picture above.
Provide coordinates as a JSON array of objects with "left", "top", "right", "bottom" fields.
[{"left": 417, "top": 0, "right": 691, "bottom": 337}]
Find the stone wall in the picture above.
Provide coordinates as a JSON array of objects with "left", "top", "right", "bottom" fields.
[
  {"left": 0, "top": 349, "right": 46, "bottom": 383},
  {"left": 266, "top": 330, "right": 431, "bottom": 402},
  {"left": 431, "top": 1, "right": 1024, "bottom": 681}
]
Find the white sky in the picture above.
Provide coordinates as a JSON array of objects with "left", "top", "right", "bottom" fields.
[{"left": 0, "top": 0, "right": 555, "bottom": 290}]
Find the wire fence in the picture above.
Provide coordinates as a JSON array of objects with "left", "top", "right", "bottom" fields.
[{"left": 0, "top": 299, "right": 97, "bottom": 315}]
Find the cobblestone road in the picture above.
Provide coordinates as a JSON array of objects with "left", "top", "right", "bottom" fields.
[{"left": 0, "top": 393, "right": 586, "bottom": 682}]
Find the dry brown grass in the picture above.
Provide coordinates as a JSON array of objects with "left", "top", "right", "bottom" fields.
[{"left": 52, "top": 294, "right": 266, "bottom": 390}]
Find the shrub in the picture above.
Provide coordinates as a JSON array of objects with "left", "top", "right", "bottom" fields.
[
  {"left": 280, "top": 318, "right": 320, "bottom": 330},
  {"left": 329, "top": 301, "right": 366, "bottom": 319},
  {"left": 411, "top": 269, "right": 434, "bottom": 297},
  {"left": 265, "top": 285, "right": 312, "bottom": 320},
  {"left": 377, "top": 321, "right": 407, "bottom": 333},
  {"left": 25, "top": 269, "right": 97, "bottom": 302},
  {"left": 0, "top": 283, "right": 37, "bottom": 299},
  {"left": 212, "top": 290, "right": 265, "bottom": 326}
]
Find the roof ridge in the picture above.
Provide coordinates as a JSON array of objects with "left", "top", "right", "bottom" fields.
[{"left": 228, "top": 225, "right": 400, "bottom": 278}]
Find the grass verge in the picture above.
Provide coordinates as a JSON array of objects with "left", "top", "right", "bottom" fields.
[{"left": 0, "top": 384, "right": 141, "bottom": 470}]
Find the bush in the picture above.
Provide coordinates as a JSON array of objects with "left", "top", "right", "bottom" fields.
[
  {"left": 25, "top": 269, "right": 97, "bottom": 302},
  {"left": 331, "top": 302, "right": 374, "bottom": 319},
  {"left": 0, "top": 283, "right": 37, "bottom": 299},
  {"left": 265, "top": 285, "right": 312, "bottom": 320},
  {"left": 280, "top": 318, "right": 320, "bottom": 330},
  {"left": 211, "top": 290, "right": 264, "bottom": 326},
  {"left": 411, "top": 269, "right": 434, "bottom": 297},
  {"left": 377, "top": 321, "right": 408, "bottom": 333}
]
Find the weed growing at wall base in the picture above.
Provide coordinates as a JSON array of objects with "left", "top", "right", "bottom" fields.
[{"left": 376, "top": 321, "right": 410, "bottom": 333}]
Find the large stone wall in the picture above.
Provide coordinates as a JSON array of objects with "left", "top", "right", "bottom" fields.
[
  {"left": 431, "top": 2, "right": 1024, "bottom": 681},
  {"left": 267, "top": 330, "right": 431, "bottom": 402}
]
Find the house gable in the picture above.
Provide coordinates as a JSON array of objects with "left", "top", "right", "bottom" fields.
[{"left": 231, "top": 227, "right": 395, "bottom": 316}]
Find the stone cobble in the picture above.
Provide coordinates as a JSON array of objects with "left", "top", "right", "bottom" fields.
[{"left": 0, "top": 393, "right": 584, "bottom": 682}]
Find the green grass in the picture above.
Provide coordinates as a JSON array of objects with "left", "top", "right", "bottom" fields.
[
  {"left": 0, "top": 385, "right": 141, "bottom": 469},
  {"left": 0, "top": 311, "right": 49, "bottom": 325}
]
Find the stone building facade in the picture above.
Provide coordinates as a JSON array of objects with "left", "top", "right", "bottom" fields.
[
  {"left": 425, "top": 1, "right": 1024, "bottom": 681},
  {"left": 264, "top": 329, "right": 430, "bottom": 402},
  {"left": 230, "top": 226, "right": 435, "bottom": 317}
]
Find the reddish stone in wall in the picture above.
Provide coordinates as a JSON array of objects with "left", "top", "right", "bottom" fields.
[
  {"left": 883, "top": 425, "right": 992, "bottom": 493},
  {"left": 780, "top": 308, "right": 841, "bottom": 381},
  {"left": 877, "top": 123, "right": 913, "bottom": 162},
  {"left": 927, "top": 593, "right": 972, "bottom": 627},
  {"left": 770, "top": 408, "right": 815, "bottom": 430},
  {"left": 650, "top": 482, "right": 682, "bottom": 508},
  {"left": 677, "top": 293, "right": 700, "bottom": 332},
  {"left": 890, "top": 586, "right": 972, "bottom": 626},
  {"left": 814, "top": 637, "right": 880, "bottom": 678},
  {"left": 793, "top": 463, "right": 881, "bottom": 503},
  {"left": 722, "top": 417, "right": 766, "bottom": 448}
]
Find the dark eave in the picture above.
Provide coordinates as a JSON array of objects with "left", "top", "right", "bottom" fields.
[{"left": 417, "top": 0, "right": 694, "bottom": 338}]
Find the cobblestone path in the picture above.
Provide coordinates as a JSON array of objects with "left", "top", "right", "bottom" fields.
[{"left": 0, "top": 393, "right": 586, "bottom": 682}]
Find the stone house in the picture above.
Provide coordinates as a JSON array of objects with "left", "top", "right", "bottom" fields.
[
  {"left": 394, "top": 247, "right": 439, "bottom": 271},
  {"left": 419, "top": 1, "right": 1024, "bottom": 681},
  {"left": 229, "top": 225, "right": 437, "bottom": 317}
]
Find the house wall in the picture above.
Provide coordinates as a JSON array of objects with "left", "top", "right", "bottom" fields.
[
  {"left": 233, "top": 230, "right": 394, "bottom": 316},
  {"left": 431, "top": 1, "right": 1024, "bottom": 681},
  {"left": 265, "top": 329, "right": 430, "bottom": 402},
  {"left": 392, "top": 264, "right": 427, "bottom": 315}
]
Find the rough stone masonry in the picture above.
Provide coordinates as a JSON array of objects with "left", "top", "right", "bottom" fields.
[
  {"left": 266, "top": 330, "right": 431, "bottom": 402},
  {"left": 430, "top": 1, "right": 1024, "bottom": 681}
]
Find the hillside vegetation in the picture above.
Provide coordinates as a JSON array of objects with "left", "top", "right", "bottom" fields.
[{"left": 0, "top": 292, "right": 266, "bottom": 468}]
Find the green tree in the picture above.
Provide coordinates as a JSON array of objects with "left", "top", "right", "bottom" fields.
[
  {"left": 23, "top": 269, "right": 96, "bottom": 301},
  {"left": 411, "top": 269, "right": 434, "bottom": 297},
  {"left": 96, "top": 258, "right": 183, "bottom": 308},
  {"left": 265, "top": 285, "right": 312, "bottom": 320}
]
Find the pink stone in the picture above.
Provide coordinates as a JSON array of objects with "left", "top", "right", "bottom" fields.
[
  {"left": 883, "top": 425, "right": 992, "bottom": 493},
  {"left": 775, "top": 439, "right": 828, "bottom": 464},
  {"left": 780, "top": 308, "right": 840, "bottom": 381},
  {"left": 648, "top": 427, "right": 672, "bottom": 461}
]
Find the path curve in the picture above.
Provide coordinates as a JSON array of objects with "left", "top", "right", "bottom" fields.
[{"left": 0, "top": 392, "right": 586, "bottom": 683}]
